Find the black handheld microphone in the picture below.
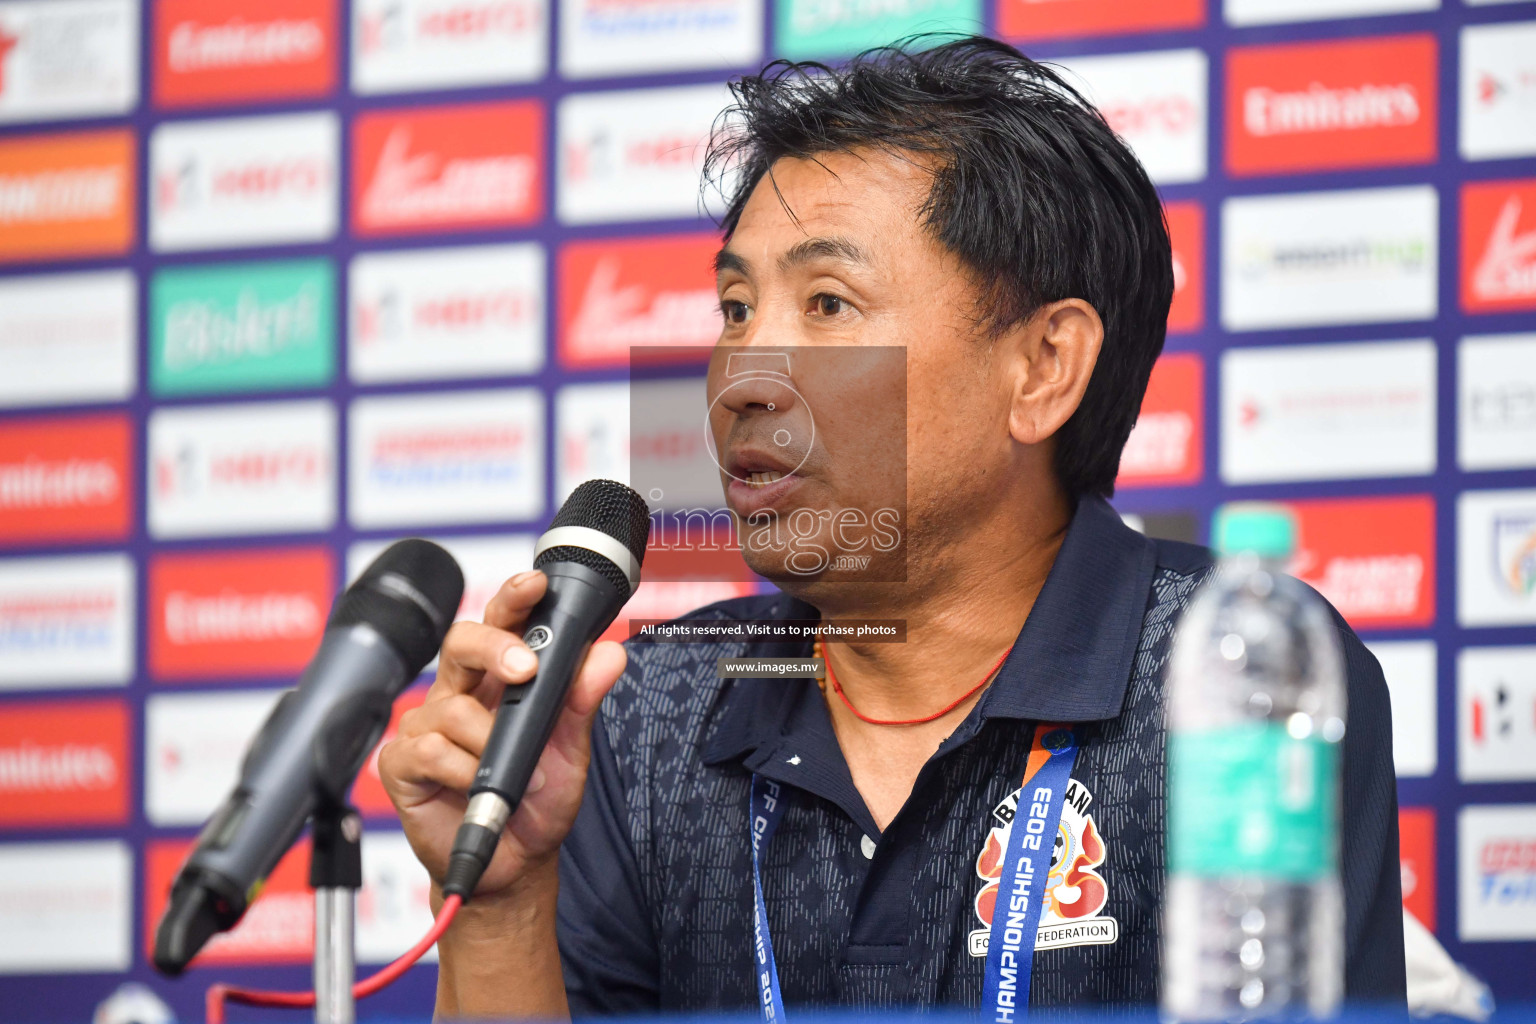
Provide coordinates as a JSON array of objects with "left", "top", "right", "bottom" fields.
[
  {"left": 153, "top": 540, "right": 464, "bottom": 976},
  {"left": 442, "top": 479, "right": 649, "bottom": 900}
]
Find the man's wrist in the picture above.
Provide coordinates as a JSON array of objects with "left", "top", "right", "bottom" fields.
[
  {"left": 432, "top": 858, "right": 560, "bottom": 943},
  {"left": 432, "top": 859, "right": 566, "bottom": 1019}
]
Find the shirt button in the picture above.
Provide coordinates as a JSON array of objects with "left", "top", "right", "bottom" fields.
[{"left": 860, "top": 834, "right": 877, "bottom": 859}]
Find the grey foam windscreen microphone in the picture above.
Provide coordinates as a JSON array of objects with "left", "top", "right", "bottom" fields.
[{"left": 153, "top": 539, "right": 464, "bottom": 976}]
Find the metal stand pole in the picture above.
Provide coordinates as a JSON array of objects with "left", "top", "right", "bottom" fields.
[{"left": 311, "top": 805, "right": 362, "bottom": 1024}]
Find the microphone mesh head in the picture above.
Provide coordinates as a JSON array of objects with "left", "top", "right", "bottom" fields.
[
  {"left": 534, "top": 480, "right": 650, "bottom": 593},
  {"left": 333, "top": 539, "right": 465, "bottom": 675}
]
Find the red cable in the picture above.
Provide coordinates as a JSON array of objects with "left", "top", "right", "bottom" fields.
[{"left": 205, "top": 893, "right": 462, "bottom": 1024}]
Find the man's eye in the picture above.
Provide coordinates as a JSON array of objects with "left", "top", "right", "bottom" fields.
[
  {"left": 721, "top": 300, "right": 753, "bottom": 325},
  {"left": 813, "top": 294, "right": 849, "bottom": 317}
]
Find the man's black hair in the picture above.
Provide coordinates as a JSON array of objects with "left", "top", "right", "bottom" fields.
[{"left": 704, "top": 35, "right": 1174, "bottom": 499}]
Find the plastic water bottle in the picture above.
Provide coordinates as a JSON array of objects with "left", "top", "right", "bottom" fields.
[{"left": 1163, "top": 503, "right": 1347, "bottom": 1021}]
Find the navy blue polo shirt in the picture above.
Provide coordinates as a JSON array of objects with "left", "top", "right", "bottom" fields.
[{"left": 556, "top": 495, "right": 1407, "bottom": 1013}]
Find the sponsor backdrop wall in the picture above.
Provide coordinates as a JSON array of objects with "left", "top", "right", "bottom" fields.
[{"left": 0, "top": 0, "right": 1533, "bottom": 1019}]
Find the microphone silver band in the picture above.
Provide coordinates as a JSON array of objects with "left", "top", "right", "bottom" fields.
[{"left": 534, "top": 526, "right": 641, "bottom": 594}]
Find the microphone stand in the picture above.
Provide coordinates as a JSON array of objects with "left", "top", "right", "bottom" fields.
[{"left": 310, "top": 801, "right": 362, "bottom": 1024}]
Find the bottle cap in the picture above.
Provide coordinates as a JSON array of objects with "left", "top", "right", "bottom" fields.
[{"left": 1213, "top": 502, "right": 1297, "bottom": 559}]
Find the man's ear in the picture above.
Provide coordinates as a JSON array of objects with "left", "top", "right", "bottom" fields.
[{"left": 1005, "top": 298, "right": 1104, "bottom": 446}]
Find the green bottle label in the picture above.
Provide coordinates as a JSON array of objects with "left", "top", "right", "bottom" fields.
[
  {"left": 150, "top": 259, "right": 335, "bottom": 396},
  {"left": 774, "top": 0, "right": 982, "bottom": 61},
  {"left": 1168, "top": 724, "right": 1337, "bottom": 879}
]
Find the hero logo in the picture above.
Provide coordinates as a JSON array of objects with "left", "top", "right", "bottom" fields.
[
  {"left": 1462, "top": 180, "right": 1536, "bottom": 314},
  {"left": 352, "top": 0, "right": 546, "bottom": 94},
  {"left": 1460, "top": 21, "right": 1536, "bottom": 162},
  {"left": 1057, "top": 49, "right": 1206, "bottom": 185},
  {"left": 1227, "top": 35, "right": 1437, "bottom": 176},
  {"left": 523, "top": 625, "right": 553, "bottom": 651},
  {"left": 558, "top": 234, "right": 720, "bottom": 367},
  {"left": 359, "top": 1, "right": 536, "bottom": 52},
  {"left": 157, "top": 156, "right": 325, "bottom": 210},
  {"left": 557, "top": 83, "right": 728, "bottom": 224},
  {"left": 145, "top": 690, "right": 285, "bottom": 825},
  {"left": 1459, "top": 805, "right": 1536, "bottom": 942},
  {"left": 349, "top": 243, "right": 544, "bottom": 383},
  {"left": 149, "top": 112, "right": 339, "bottom": 252},
  {"left": 353, "top": 101, "right": 543, "bottom": 235},
  {"left": 147, "top": 400, "right": 337, "bottom": 539}
]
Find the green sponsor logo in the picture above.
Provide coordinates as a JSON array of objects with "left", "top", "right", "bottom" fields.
[
  {"left": 775, "top": 0, "right": 982, "bottom": 60},
  {"left": 151, "top": 259, "right": 335, "bottom": 396}
]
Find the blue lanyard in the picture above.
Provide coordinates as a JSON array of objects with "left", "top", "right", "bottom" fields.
[
  {"left": 749, "top": 773, "right": 789, "bottom": 1024},
  {"left": 748, "top": 723, "right": 1078, "bottom": 1023}
]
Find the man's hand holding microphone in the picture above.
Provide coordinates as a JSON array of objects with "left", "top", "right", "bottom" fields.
[{"left": 380, "top": 479, "right": 651, "bottom": 1019}]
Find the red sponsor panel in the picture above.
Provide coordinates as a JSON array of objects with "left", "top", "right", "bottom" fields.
[
  {"left": 998, "top": 0, "right": 1204, "bottom": 41},
  {"left": 1462, "top": 179, "right": 1536, "bottom": 315},
  {"left": 0, "top": 129, "right": 136, "bottom": 263},
  {"left": 0, "top": 413, "right": 132, "bottom": 545},
  {"left": 153, "top": 0, "right": 337, "bottom": 108},
  {"left": 558, "top": 233, "right": 720, "bottom": 368},
  {"left": 1399, "top": 807, "right": 1436, "bottom": 932},
  {"left": 1286, "top": 495, "right": 1435, "bottom": 630},
  {"left": 352, "top": 100, "right": 543, "bottom": 236},
  {"left": 1165, "top": 202, "right": 1203, "bottom": 334},
  {"left": 1226, "top": 35, "right": 1437, "bottom": 177},
  {"left": 149, "top": 548, "right": 335, "bottom": 682},
  {"left": 0, "top": 699, "right": 130, "bottom": 827},
  {"left": 145, "top": 839, "right": 313, "bottom": 965},
  {"left": 1118, "top": 353, "right": 1203, "bottom": 488},
  {"left": 353, "top": 686, "right": 428, "bottom": 819}
]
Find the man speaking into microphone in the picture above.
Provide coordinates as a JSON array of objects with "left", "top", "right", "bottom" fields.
[{"left": 378, "top": 36, "right": 1406, "bottom": 1016}]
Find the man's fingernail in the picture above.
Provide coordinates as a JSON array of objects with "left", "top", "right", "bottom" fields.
[
  {"left": 509, "top": 570, "right": 535, "bottom": 587},
  {"left": 502, "top": 645, "right": 537, "bottom": 676}
]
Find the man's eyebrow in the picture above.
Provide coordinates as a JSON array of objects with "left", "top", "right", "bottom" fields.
[
  {"left": 713, "top": 237, "right": 873, "bottom": 279},
  {"left": 714, "top": 248, "right": 750, "bottom": 277},
  {"left": 776, "top": 236, "right": 872, "bottom": 274}
]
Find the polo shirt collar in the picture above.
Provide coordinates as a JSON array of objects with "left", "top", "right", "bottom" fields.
[{"left": 702, "top": 494, "right": 1158, "bottom": 767}]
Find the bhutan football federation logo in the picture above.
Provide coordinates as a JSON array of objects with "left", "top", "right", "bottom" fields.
[{"left": 967, "top": 778, "right": 1120, "bottom": 956}]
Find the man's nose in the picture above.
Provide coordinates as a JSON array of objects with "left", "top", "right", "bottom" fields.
[{"left": 713, "top": 351, "right": 801, "bottom": 418}]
